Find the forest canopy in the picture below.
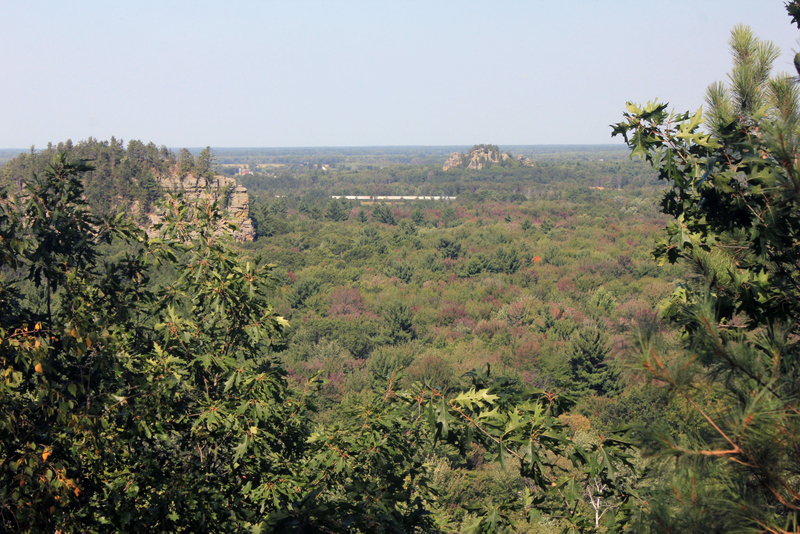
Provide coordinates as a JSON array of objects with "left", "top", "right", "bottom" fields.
[{"left": 2, "top": 4, "right": 800, "bottom": 533}]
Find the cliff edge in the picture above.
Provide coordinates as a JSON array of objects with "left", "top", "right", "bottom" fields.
[{"left": 148, "top": 172, "right": 255, "bottom": 242}]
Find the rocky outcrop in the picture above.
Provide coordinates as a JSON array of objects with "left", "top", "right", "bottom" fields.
[
  {"left": 148, "top": 173, "right": 255, "bottom": 242},
  {"left": 443, "top": 152, "right": 466, "bottom": 171},
  {"left": 467, "top": 145, "right": 509, "bottom": 170},
  {"left": 443, "top": 144, "right": 531, "bottom": 171},
  {"left": 516, "top": 154, "right": 533, "bottom": 166}
]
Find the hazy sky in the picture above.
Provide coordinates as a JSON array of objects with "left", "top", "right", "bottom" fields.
[{"left": 2, "top": 1, "right": 798, "bottom": 148}]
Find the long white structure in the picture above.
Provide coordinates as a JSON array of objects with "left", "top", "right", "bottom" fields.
[{"left": 330, "top": 195, "right": 457, "bottom": 201}]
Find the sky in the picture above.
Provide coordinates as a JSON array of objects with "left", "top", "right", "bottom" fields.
[{"left": 1, "top": 1, "right": 798, "bottom": 148}]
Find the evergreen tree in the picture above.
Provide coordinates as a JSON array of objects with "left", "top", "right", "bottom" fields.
[
  {"left": 568, "top": 327, "right": 617, "bottom": 397},
  {"left": 382, "top": 301, "right": 415, "bottom": 343},
  {"left": 325, "top": 198, "right": 348, "bottom": 221},
  {"left": 288, "top": 277, "right": 321, "bottom": 309},
  {"left": 177, "top": 147, "right": 194, "bottom": 178},
  {"left": 372, "top": 203, "right": 396, "bottom": 225},
  {"left": 411, "top": 207, "right": 425, "bottom": 225},
  {"left": 195, "top": 146, "right": 216, "bottom": 178},
  {"left": 436, "top": 236, "right": 462, "bottom": 260},
  {"left": 613, "top": 10, "right": 800, "bottom": 531},
  {"left": 249, "top": 196, "right": 275, "bottom": 238},
  {"left": 268, "top": 196, "right": 288, "bottom": 216}
]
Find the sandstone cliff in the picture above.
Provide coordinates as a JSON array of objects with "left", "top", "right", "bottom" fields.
[
  {"left": 148, "top": 172, "right": 255, "bottom": 242},
  {"left": 443, "top": 144, "right": 532, "bottom": 171}
]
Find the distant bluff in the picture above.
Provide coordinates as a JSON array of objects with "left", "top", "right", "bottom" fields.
[
  {"left": 148, "top": 172, "right": 255, "bottom": 242},
  {"left": 0, "top": 139, "right": 256, "bottom": 242},
  {"left": 443, "top": 144, "right": 533, "bottom": 171}
]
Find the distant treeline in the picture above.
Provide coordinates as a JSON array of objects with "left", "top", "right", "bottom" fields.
[
  {"left": 206, "top": 144, "right": 630, "bottom": 169},
  {"left": 235, "top": 157, "right": 658, "bottom": 202},
  {"left": 0, "top": 139, "right": 652, "bottom": 230}
]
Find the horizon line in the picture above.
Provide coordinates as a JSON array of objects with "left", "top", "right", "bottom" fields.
[{"left": 0, "top": 143, "right": 628, "bottom": 152}]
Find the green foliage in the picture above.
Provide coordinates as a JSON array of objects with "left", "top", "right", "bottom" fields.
[
  {"left": 178, "top": 147, "right": 194, "bottom": 177},
  {"left": 1, "top": 138, "right": 171, "bottom": 217},
  {"left": 460, "top": 248, "right": 521, "bottom": 278},
  {"left": 382, "top": 301, "right": 415, "bottom": 344},
  {"left": 269, "top": 197, "right": 288, "bottom": 216},
  {"left": 0, "top": 155, "right": 299, "bottom": 532},
  {"left": 196, "top": 146, "right": 216, "bottom": 179},
  {"left": 367, "top": 344, "right": 418, "bottom": 378},
  {"left": 440, "top": 205, "right": 460, "bottom": 228},
  {"left": 568, "top": 327, "right": 618, "bottom": 397},
  {"left": 587, "top": 287, "right": 617, "bottom": 316},
  {"left": 612, "top": 15, "right": 800, "bottom": 532},
  {"left": 290, "top": 315, "right": 377, "bottom": 360},
  {"left": 21, "top": 154, "right": 103, "bottom": 325},
  {"left": 288, "top": 277, "right": 321, "bottom": 309},
  {"left": 0, "top": 133, "right": 683, "bottom": 531},
  {"left": 436, "top": 236, "right": 462, "bottom": 260},
  {"left": 0, "top": 154, "right": 441, "bottom": 532},
  {"left": 420, "top": 366, "right": 641, "bottom": 533},
  {"left": 325, "top": 198, "right": 349, "bottom": 221},
  {"left": 411, "top": 207, "right": 426, "bottom": 225},
  {"left": 493, "top": 247, "right": 521, "bottom": 274},
  {"left": 385, "top": 260, "right": 415, "bottom": 283},
  {"left": 249, "top": 196, "right": 277, "bottom": 238},
  {"left": 260, "top": 382, "right": 437, "bottom": 532},
  {"left": 357, "top": 226, "right": 387, "bottom": 254},
  {"left": 372, "top": 203, "right": 396, "bottom": 225},
  {"left": 789, "top": 0, "right": 800, "bottom": 28}
]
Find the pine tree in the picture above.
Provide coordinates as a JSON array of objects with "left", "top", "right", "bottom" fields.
[
  {"left": 372, "top": 202, "right": 396, "bottom": 225},
  {"left": 568, "top": 327, "right": 617, "bottom": 397},
  {"left": 325, "top": 198, "right": 348, "bottom": 221},
  {"left": 613, "top": 11, "right": 800, "bottom": 532}
]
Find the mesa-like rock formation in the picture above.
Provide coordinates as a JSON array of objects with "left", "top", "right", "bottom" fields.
[
  {"left": 148, "top": 173, "right": 255, "bottom": 242},
  {"left": 443, "top": 144, "right": 532, "bottom": 171}
]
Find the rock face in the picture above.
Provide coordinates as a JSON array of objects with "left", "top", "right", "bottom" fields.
[
  {"left": 516, "top": 154, "right": 533, "bottom": 166},
  {"left": 149, "top": 173, "right": 255, "bottom": 242},
  {"left": 443, "top": 152, "right": 466, "bottom": 171},
  {"left": 443, "top": 144, "right": 532, "bottom": 171}
]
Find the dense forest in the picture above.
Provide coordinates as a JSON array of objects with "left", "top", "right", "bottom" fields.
[
  {"left": 2, "top": 5, "right": 800, "bottom": 533},
  {"left": 0, "top": 141, "right": 673, "bottom": 534}
]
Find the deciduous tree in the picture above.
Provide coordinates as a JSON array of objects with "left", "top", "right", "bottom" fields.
[{"left": 612, "top": 13, "right": 800, "bottom": 532}]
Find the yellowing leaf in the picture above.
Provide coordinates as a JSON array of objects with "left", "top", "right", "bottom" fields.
[
  {"left": 42, "top": 450, "right": 51, "bottom": 461},
  {"left": 35, "top": 363, "right": 43, "bottom": 373}
]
